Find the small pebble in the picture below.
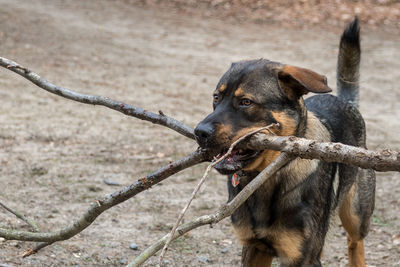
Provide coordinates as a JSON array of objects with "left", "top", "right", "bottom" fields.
[
  {"left": 129, "top": 242, "right": 138, "bottom": 250},
  {"left": 120, "top": 258, "right": 128, "bottom": 265},
  {"left": 198, "top": 255, "right": 212, "bottom": 263},
  {"left": 221, "top": 247, "right": 228, "bottom": 254},
  {"left": 103, "top": 178, "right": 121, "bottom": 186}
]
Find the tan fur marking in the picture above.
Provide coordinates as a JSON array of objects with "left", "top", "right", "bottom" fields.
[
  {"left": 339, "top": 184, "right": 366, "bottom": 267},
  {"left": 250, "top": 229, "right": 303, "bottom": 264},
  {"left": 339, "top": 184, "right": 360, "bottom": 240},
  {"left": 219, "top": 84, "right": 227, "bottom": 93},
  {"left": 271, "top": 111, "right": 297, "bottom": 136},
  {"left": 234, "top": 87, "right": 245, "bottom": 97},
  {"left": 243, "top": 112, "right": 330, "bottom": 173},
  {"left": 252, "top": 227, "right": 303, "bottom": 263},
  {"left": 215, "top": 124, "right": 233, "bottom": 146},
  {"left": 347, "top": 236, "right": 366, "bottom": 267},
  {"left": 233, "top": 226, "right": 256, "bottom": 245},
  {"left": 278, "top": 157, "right": 319, "bottom": 190},
  {"left": 227, "top": 125, "right": 280, "bottom": 172},
  {"left": 244, "top": 150, "right": 281, "bottom": 172},
  {"left": 274, "top": 230, "right": 303, "bottom": 263},
  {"left": 240, "top": 111, "right": 296, "bottom": 172},
  {"left": 305, "top": 112, "right": 331, "bottom": 142}
]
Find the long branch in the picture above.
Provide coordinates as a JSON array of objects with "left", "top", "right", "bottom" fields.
[
  {"left": 246, "top": 135, "right": 400, "bottom": 172},
  {"left": 0, "top": 132, "right": 397, "bottom": 245},
  {"left": 0, "top": 150, "right": 208, "bottom": 242},
  {"left": 129, "top": 153, "right": 292, "bottom": 266},
  {"left": 0, "top": 57, "right": 195, "bottom": 140},
  {"left": 130, "top": 134, "right": 400, "bottom": 265}
]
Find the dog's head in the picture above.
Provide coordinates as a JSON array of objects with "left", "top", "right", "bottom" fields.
[{"left": 194, "top": 59, "right": 331, "bottom": 174}]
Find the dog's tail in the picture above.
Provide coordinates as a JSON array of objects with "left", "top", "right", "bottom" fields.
[{"left": 337, "top": 17, "right": 361, "bottom": 107}]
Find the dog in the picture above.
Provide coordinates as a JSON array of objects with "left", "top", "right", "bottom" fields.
[{"left": 194, "top": 18, "right": 375, "bottom": 267}]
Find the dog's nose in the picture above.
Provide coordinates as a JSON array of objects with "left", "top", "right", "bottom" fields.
[{"left": 194, "top": 123, "right": 214, "bottom": 147}]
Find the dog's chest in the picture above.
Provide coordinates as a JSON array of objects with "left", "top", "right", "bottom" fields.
[
  {"left": 229, "top": 170, "right": 310, "bottom": 262},
  {"left": 229, "top": 171, "right": 284, "bottom": 241},
  {"left": 228, "top": 157, "right": 322, "bottom": 242}
]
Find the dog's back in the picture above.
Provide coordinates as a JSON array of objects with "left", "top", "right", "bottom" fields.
[
  {"left": 306, "top": 18, "right": 376, "bottom": 267},
  {"left": 306, "top": 18, "right": 364, "bottom": 148}
]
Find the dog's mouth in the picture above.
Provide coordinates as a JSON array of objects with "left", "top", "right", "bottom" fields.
[{"left": 213, "top": 148, "right": 260, "bottom": 175}]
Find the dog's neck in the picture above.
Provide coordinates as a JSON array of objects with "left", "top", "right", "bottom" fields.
[{"left": 237, "top": 111, "right": 330, "bottom": 185}]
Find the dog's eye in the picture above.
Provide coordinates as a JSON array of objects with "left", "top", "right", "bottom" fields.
[
  {"left": 213, "top": 94, "right": 219, "bottom": 102},
  {"left": 239, "top": 98, "right": 253, "bottom": 107}
]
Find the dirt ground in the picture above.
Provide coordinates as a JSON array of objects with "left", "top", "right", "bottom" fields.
[
  {"left": 129, "top": 0, "right": 400, "bottom": 30},
  {"left": 0, "top": 0, "right": 399, "bottom": 266}
]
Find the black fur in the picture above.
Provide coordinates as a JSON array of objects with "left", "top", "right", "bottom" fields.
[{"left": 337, "top": 17, "right": 361, "bottom": 107}]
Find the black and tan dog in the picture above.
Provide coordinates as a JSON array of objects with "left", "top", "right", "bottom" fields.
[{"left": 194, "top": 18, "right": 375, "bottom": 267}]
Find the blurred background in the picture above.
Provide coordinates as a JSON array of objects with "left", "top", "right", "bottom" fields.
[
  {"left": 0, "top": 0, "right": 399, "bottom": 266},
  {"left": 130, "top": 0, "right": 400, "bottom": 29}
]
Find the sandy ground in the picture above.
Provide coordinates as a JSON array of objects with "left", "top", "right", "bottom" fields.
[{"left": 0, "top": 0, "right": 399, "bottom": 266}]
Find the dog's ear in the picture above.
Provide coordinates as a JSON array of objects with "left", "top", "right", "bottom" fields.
[{"left": 276, "top": 65, "right": 332, "bottom": 99}]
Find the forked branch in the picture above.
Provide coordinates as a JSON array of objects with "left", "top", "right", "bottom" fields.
[
  {"left": 0, "top": 150, "right": 207, "bottom": 244},
  {"left": 130, "top": 153, "right": 292, "bottom": 266}
]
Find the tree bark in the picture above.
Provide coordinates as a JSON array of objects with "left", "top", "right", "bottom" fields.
[{"left": 247, "top": 134, "right": 400, "bottom": 172}]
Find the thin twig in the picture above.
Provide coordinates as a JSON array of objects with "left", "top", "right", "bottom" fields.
[
  {"left": 0, "top": 150, "right": 208, "bottom": 247},
  {"left": 130, "top": 152, "right": 292, "bottom": 266},
  {"left": 0, "top": 57, "right": 195, "bottom": 140},
  {"left": 0, "top": 200, "right": 39, "bottom": 232},
  {"left": 158, "top": 124, "right": 278, "bottom": 265}
]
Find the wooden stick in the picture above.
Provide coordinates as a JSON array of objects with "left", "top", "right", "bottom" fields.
[{"left": 247, "top": 134, "right": 400, "bottom": 172}]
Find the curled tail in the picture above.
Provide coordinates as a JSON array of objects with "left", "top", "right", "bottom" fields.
[{"left": 337, "top": 17, "right": 361, "bottom": 107}]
